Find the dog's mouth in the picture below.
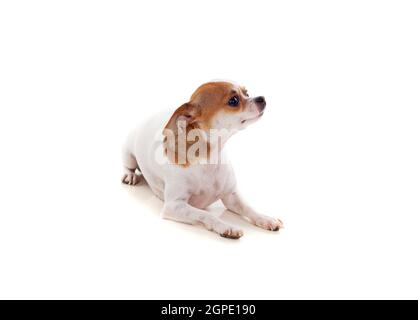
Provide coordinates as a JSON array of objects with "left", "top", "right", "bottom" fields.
[{"left": 241, "top": 112, "right": 264, "bottom": 124}]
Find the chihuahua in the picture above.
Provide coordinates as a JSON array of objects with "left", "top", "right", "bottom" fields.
[{"left": 122, "top": 81, "right": 283, "bottom": 239}]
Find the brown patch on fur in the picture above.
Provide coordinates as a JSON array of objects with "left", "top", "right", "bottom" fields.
[
  {"left": 163, "top": 103, "right": 209, "bottom": 166},
  {"left": 163, "top": 82, "right": 248, "bottom": 166}
]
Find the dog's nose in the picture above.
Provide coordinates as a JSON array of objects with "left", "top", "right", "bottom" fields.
[{"left": 254, "top": 96, "right": 266, "bottom": 112}]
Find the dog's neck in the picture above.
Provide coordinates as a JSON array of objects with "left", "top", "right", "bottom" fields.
[{"left": 163, "top": 123, "right": 230, "bottom": 166}]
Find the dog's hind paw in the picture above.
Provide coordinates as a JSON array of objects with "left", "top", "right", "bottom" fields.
[{"left": 121, "top": 172, "right": 142, "bottom": 185}]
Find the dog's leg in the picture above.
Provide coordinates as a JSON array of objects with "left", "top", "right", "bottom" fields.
[
  {"left": 162, "top": 200, "right": 244, "bottom": 239},
  {"left": 121, "top": 151, "right": 142, "bottom": 185},
  {"left": 221, "top": 192, "right": 283, "bottom": 231}
]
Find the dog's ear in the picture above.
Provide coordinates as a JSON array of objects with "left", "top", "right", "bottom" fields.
[{"left": 164, "top": 102, "right": 200, "bottom": 134}]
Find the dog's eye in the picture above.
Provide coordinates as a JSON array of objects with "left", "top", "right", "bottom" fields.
[{"left": 228, "top": 96, "right": 240, "bottom": 107}]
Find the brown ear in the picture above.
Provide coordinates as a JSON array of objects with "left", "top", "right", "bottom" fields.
[{"left": 164, "top": 102, "right": 200, "bottom": 133}]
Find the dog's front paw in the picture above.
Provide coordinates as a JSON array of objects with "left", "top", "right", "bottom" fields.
[
  {"left": 121, "top": 172, "right": 142, "bottom": 185},
  {"left": 214, "top": 223, "right": 244, "bottom": 239},
  {"left": 254, "top": 216, "right": 283, "bottom": 231}
]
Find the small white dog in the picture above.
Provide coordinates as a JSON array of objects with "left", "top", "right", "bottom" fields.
[{"left": 122, "top": 81, "right": 283, "bottom": 239}]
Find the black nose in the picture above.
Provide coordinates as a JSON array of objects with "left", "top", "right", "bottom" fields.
[{"left": 254, "top": 96, "right": 266, "bottom": 111}]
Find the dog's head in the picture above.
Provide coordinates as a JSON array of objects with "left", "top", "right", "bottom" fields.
[
  {"left": 163, "top": 81, "right": 266, "bottom": 164},
  {"left": 166, "top": 81, "right": 266, "bottom": 133}
]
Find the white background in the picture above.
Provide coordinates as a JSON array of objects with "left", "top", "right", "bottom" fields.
[{"left": 1, "top": 0, "right": 418, "bottom": 299}]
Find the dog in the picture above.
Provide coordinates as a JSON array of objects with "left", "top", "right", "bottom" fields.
[{"left": 122, "top": 81, "right": 283, "bottom": 239}]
